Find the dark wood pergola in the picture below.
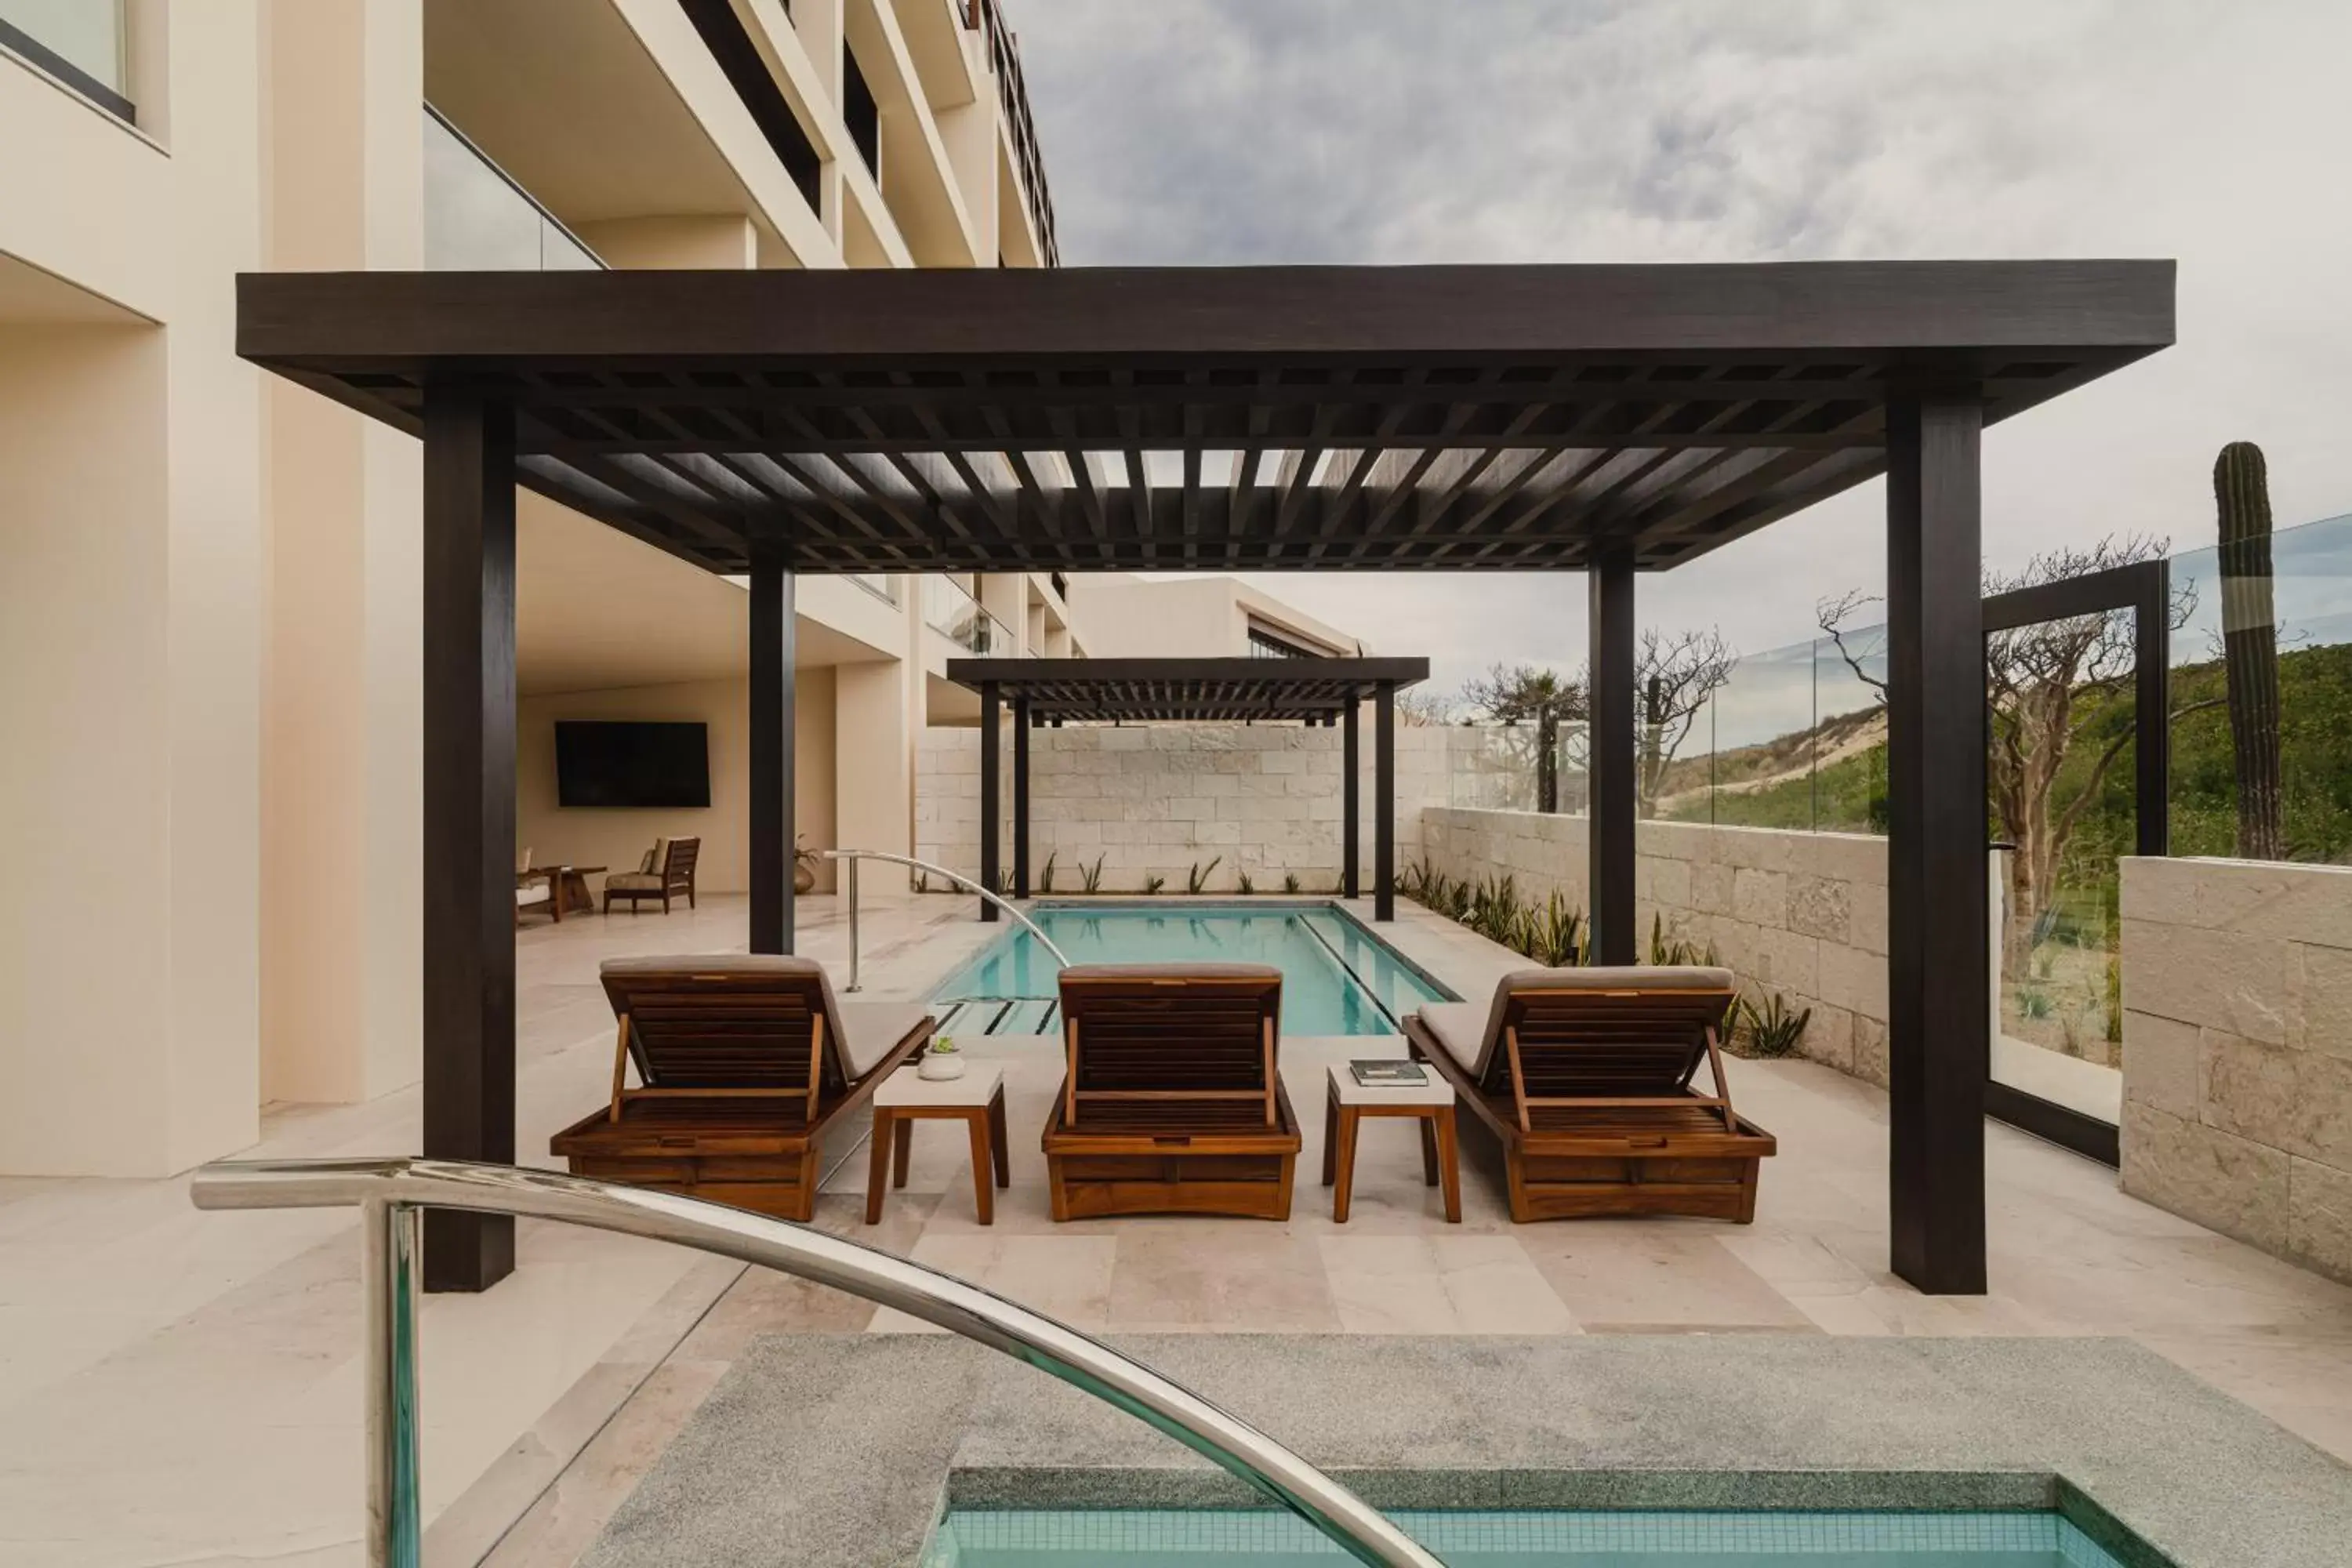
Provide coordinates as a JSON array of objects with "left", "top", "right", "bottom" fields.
[
  {"left": 237, "top": 260, "right": 2174, "bottom": 1298},
  {"left": 944, "top": 656, "right": 1430, "bottom": 919}
]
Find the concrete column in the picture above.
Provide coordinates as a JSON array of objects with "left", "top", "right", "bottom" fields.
[{"left": 259, "top": 0, "right": 426, "bottom": 1108}]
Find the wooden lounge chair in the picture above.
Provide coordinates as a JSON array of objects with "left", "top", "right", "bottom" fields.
[
  {"left": 550, "top": 954, "right": 932, "bottom": 1221},
  {"left": 1403, "top": 966, "right": 1774, "bottom": 1223},
  {"left": 603, "top": 836, "right": 699, "bottom": 915},
  {"left": 1044, "top": 963, "right": 1300, "bottom": 1221}
]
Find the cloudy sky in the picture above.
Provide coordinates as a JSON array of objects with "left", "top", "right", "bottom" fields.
[{"left": 1011, "top": 0, "right": 2352, "bottom": 696}]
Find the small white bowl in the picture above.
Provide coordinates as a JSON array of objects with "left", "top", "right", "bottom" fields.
[{"left": 917, "top": 1051, "right": 967, "bottom": 1081}]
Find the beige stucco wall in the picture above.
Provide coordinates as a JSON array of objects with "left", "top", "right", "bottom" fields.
[
  {"left": 1419, "top": 809, "right": 1893, "bottom": 1085},
  {"left": 915, "top": 720, "right": 1453, "bottom": 893},
  {"left": 2118, "top": 856, "right": 2352, "bottom": 1283},
  {"left": 516, "top": 669, "right": 839, "bottom": 898},
  {"left": 0, "top": 8, "right": 267, "bottom": 1174}
]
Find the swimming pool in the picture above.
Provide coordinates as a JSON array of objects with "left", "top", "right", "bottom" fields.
[
  {"left": 922, "top": 1508, "right": 2132, "bottom": 1566},
  {"left": 930, "top": 902, "right": 1454, "bottom": 1036}
]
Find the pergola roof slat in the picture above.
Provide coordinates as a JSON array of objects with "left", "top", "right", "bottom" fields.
[{"left": 946, "top": 656, "right": 1428, "bottom": 724}]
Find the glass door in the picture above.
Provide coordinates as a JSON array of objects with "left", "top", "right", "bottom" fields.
[{"left": 1982, "top": 560, "right": 2170, "bottom": 1165}]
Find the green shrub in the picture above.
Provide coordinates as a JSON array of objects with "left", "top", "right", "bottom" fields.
[
  {"left": 1237, "top": 869, "right": 1256, "bottom": 895},
  {"left": 1143, "top": 873, "right": 1166, "bottom": 895},
  {"left": 1038, "top": 851, "right": 1057, "bottom": 894},
  {"left": 1187, "top": 856, "right": 1221, "bottom": 895},
  {"left": 1079, "top": 855, "right": 1105, "bottom": 893},
  {"left": 1735, "top": 990, "right": 1810, "bottom": 1058}
]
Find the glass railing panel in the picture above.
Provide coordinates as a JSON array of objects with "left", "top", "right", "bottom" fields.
[
  {"left": 849, "top": 572, "right": 901, "bottom": 606},
  {"left": 0, "top": 0, "right": 126, "bottom": 102},
  {"left": 2166, "top": 513, "right": 2352, "bottom": 864},
  {"left": 1813, "top": 623, "right": 1889, "bottom": 834},
  {"left": 1682, "top": 637, "right": 1820, "bottom": 829},
  {"left": 923, "top": 574, "right": 1014, "bottom": 655},
  {"left": 423, "top": 105, "right": 603, "bottom": 273}
]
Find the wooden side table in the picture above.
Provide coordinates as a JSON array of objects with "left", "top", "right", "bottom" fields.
[
  {"left": 866, "top": 1064, "right": 1010, "bottom": 1225},
  {"left": 1322, "top": 1062, "right": 1461, "bottom": 1224}
]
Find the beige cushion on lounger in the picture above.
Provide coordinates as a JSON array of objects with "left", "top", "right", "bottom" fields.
[
  {"left": 1416, "top": 1002, "right": 1486, "bottom": 1073},
  {"left": 1421, "top": 964, "right": 1737, "bottom": 1081},
  {"left": 516, "top": 883, "right": 550, "bottom": 907},
  {"left": 836, "top": 1004, "right": 935, "bottom": 1078},
  {"left": 598, "top": 953, "right": 925, "bottom": 1086}
]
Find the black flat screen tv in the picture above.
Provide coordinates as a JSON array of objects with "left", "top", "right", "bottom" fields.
[{"left": 555, "top": 721, "right": 710, "bottom": 808}]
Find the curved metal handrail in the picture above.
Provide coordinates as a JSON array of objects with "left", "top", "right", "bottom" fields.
[
  {"left": 191, "top": 1157, "right": 1442, "bottom": 1568},
  {"left": 822, "top": 847, "right": 1069, "bottom": 992}
]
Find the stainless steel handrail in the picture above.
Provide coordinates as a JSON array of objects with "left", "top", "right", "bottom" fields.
[
  {"left": 191, "top": 1158, "right": 1443, "bottom": 1568},
  {"left": 821, "top": 847, "right": 1069, "bottom": 992}
]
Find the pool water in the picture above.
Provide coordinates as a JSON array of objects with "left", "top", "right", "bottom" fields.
[
  {"left": 923, "top": 1508, "right": 2132, "bottom": 1567},
  {"left": 931, "top": 902, "right": 1453, "bottom": 1036}
]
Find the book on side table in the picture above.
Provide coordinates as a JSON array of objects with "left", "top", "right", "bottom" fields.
[{"left": 1350, "top": 1059, "right": 1428, "bottom": 1088}]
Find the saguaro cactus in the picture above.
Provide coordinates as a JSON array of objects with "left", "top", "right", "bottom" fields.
[{"left": 2214, "top": 441, "right": 2284, "bottom": 859}]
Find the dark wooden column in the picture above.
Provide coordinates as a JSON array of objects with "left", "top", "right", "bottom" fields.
[
  {"left": 1341, "top": 699, "right": 1361, "bottom": 899},
  {"left": 1886, "top": 394, "right": 1989, "bottom": 1295},
  {"left": 1374, "top": 681, "right": 1396, "bottom": 920},
  {"left": 1012, "top": 695, "right": 1031, "bottom": 898},
  {"left": 420, "top": 387, "right": 517, "bottom": 1294},
  {"left": 748, "top": 549, "right": 796, "bottom": 955},
  {"left": 1588, "top": 547, "right": 1638, "bottom": 965},
  {"left": 978, "top": 683, "right": 1000, "bottom": 921}
]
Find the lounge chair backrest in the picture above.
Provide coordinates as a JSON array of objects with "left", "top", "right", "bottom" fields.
[
  {"left": 1058, "top": 963, "right": 1283, "bottom": 1127},
  {"left": 598, "top": 954, "right": 851, "bottom": 1120},
  {"left": 1468, "top": 965, "right": 1737, "bottom": 1098},
  {"left": 662, "top": 837, "right": 701, "bottom": 884}
]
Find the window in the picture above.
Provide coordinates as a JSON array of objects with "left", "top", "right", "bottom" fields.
[
  {"left": 842, "top": 41, "right": 880, "bottom": 183},
  {"left": 0, "top": 0, "right": 133, "bottom": 121},
  {"left": 1248, "top": 624, "right": 1322, "bottom": 659}
]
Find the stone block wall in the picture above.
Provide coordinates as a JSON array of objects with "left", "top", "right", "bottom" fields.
[
  {"left": 1420, "top": 808, "right": 1891, "bottom": 1086},
  {"left": 2119, "top": 856, "right": 2352, "bottom": 1283},
  {"left": 915, "top": 721, "right": 1454, "bottom": 894}
]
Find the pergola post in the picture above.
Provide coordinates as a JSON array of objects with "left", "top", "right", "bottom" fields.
[
  {"left": 1886, "top": 394, "right": 1989, "bottom": 1295},
  {"left": 1341, "top": 699, "right": 1360, "bottom": 899},
  {"left": 978, "top": 683, "right": 1000, "bottom": 921},
  {"left": 1013, "top": 695, "right": 1031, "bottom": 899},
  {"left": 748, "top": 549, "right": 797, "bottom": 955},
  {"left": 1374, "top": 681, "right": 1396, "bottom": 920},
  {"left": 1588, "top": 548, "right": 1638, "bottom": 965},
  {"left": 419, "top": 387, "right": 516, "bottom": 1294}
]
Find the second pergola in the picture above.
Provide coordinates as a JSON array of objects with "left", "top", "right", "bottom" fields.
[{"left": 946, "top": 656, "right": 1432, "bottom": 920}]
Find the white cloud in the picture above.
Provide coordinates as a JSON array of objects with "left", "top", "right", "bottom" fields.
[{"left": 1013, "top": 0, "right": 2352, "bottom": 694}]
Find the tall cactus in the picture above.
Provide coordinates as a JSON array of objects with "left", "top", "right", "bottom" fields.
[{"left": 2214, "top": 441, "right": 2283, "bottom": 859}]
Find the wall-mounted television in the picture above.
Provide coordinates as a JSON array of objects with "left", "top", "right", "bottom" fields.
[{"left": 555, "top": 721, "right": 710, "bottom": 808}]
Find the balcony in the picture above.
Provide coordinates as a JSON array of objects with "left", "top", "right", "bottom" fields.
[
  {"left": 924, "top": 574, "right": 1014, "bottom": 655},
  {"left": 423, "top": 103, "right": 601, "bottom": 272},
  {"left": 0, "top": 0, "right": 132, "bottom": 119},
  {"left": 966, "top": 0, "right": 1057, "bottom": 266}
]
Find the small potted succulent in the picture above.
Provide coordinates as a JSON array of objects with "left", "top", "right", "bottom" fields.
[{"left": 917, "top": 1033, "right": 967, "bottom": 1081}]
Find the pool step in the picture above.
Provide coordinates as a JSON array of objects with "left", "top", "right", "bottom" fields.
[{"left": 930, "top": 997, "right": 1058, "bottom": 1037}]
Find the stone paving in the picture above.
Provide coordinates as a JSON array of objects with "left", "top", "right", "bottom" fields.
[{"left": 5, "top": 891, "right": 2348, "bottom": 1568}]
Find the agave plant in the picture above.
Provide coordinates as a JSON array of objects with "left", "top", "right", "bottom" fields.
[
  {"left": 1187, "top": 856, "right": 1222, "bottom": 895},
  {"left": 1080, "top": 854, "right": 1105, "bottom": 894},
  {"left": 1735, "top": 990, "right": 1811, "bottom": 1058},
  {"left": 1237, "top": 869, "right": 1256, "bottom": 895},
  {"left": 1038, "top": 851, "right": 1058, "bottom": 894},
  {"left": 1143, "top": 873, "right": 1167, "bottom": 895},
  {"left": 1648, "top": 911, "right": 1719, "bottom": 967},
  {"left": 1282, "top": 872, "right": 1301, "bottom": 895},
  {"left": 1521, "top": 891, "right": 1585, "bottom": 967}
]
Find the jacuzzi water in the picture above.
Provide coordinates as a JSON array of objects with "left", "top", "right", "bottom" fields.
[
  {"left": 930, "top": 902, "right": 1453, "bottom": 1036},
  {"left": 921, "top": 1508, "right": 2132, "bottom": 1566}
]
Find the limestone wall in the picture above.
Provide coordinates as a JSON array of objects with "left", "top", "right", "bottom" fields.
[
  {"left": 1420, "top": 809, "right": 1892, "bottom": 1086},
  {"left": 2118, "top": 856, "right": 2352, "bottom": 1283},
  {"left": 915, "top": 720, "right": 1456, "bottom": 893}
]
